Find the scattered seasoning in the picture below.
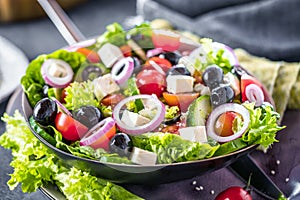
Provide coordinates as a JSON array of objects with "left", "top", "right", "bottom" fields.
[
  {"left": 199, "top": 186, "right": 204, "bottom": 190},
  {"left": 195, "top": 187, "right": 201, "bottom": 191},
  {"left": 285, "top": 178, "right": 289, "bottom": 183},
  {"left": 270, "top": 170, "right": 276, "bottom": 175},
  {"left": 192, "top": 181, "right": 197, "bottom": 185},
  {"left": 276, "top": 160, "right": 281, "bottom": 165},
  {"left": 210, "top": 190, "right": 215, "bottom": 195}
]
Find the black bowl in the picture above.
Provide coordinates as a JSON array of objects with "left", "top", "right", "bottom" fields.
[{"left": 22, "top": 92, "right": 260, "bottom": 184}]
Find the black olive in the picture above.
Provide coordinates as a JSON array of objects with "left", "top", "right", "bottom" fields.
[
  {"left": 81, "top": 65, "right": 102, "bottom": 81},
  {"left": 166, "top": 64, "right": 191, "bottom": 76},
  {"left": 42, "top": 85, "right": 50, "bottom": 98},
  {"left": 109, "top": 133, "right": 133, "bottom": 157},
  {"left": 164, "top": 113, "right": 181, "bottom": 125},
  {"left": 33, "top": 98, "right": 57, "bottom": 126},
  {"left": 232, "top": 65, "right": 247, "bottom": 78},
  {"left": 159, "top": 52, "right": 181, "bottom": 65},
  {"left": 132, "top": 57, "right": 142, "bottom": 74},
  {"left": 210, "top": 85, "right": 234, "bottom": 107},
  {"left": 202, "top": 65, "right": 224, "bottom": 89},
  {"left": 73, "top": 106, "right": 102, "bottom": 128}
]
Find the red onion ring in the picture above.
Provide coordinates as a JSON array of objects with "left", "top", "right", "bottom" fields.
[
  {"left": 212, "top": 42, "right": 239, "bottom": 66},
  {"left": 64, "top": 39, "right": 96, "bottom": 52},
  {"left": 51, "top": 97, "right": 72, "bottom": 116},
  {"left": 111, "top": 57, "right": 134, "bottom": 85},
  {"left": 80, "top": 117, "right": 115, "bottom": 146},
  {"left": 245, "top": 84, "right": 264, "bottom": 107},
  {"left": 41, "top": 59, "right": 74, "bottom": 88},
  {"left": 206, "top": 103, "right": 250, "bottom": 143},
  {"left": 147, "top": 48, "right": 163, "bottom": 58},
  {"left": 113, "top": 94, "right": 166, "bottom": 135}
]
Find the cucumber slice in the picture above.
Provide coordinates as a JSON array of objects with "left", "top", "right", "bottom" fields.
[{"left": 186, "top": 95, "right": 212, "bottom": 126}]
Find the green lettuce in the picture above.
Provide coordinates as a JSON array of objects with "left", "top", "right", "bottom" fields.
[
  {"left": 242, "top": 103, "right": 285, "bottom": 148},
  {"left": 21, "top": 50, "right": 86, "bottom": 107},
  {"left": 127, "top": 22, "right": 154, "bottom": 49},
  {"left": 97, "top": 23, "right": 127, "bottom": 47},
  {"left": 64, "top": 80, "right": 98, "bottom": 110},
  {"left": 131, "top": 132, "right": 219, "bottom": 164},
  {"left": 123, "top": 77, "right": 144, "bottom": 112},
  {"left": 0, "top": 111, "right": 142, "bottom": 199}
]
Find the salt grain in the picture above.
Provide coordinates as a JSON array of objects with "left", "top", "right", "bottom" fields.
[
  {"left": 270, "top": 170, "right": 276, "bottom": 175},
  {"left": 195, "top": 187, "right": 201, "bottom": 191},
  {"left": 276, "top": 160, "right": 281, "bottom": 165},
  {"left": 192, "top": 181, "right": 197, "bottom": 185},
  {"left": 285, "top": 178, "right": 289, "bottom": 183},
  {"left": 210, "top": 190, "right": 215, "bottom": 195}
]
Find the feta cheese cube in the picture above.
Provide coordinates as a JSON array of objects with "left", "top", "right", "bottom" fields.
[
  {"left": 98, "top": 43, "right": 124, "bottom": 68},
  {"left": 130, "top": 147, "right": 157, "bottom": 165},
  {"left": 121, "top": 110, "right": 150, "bottom": 127},
  {"left": 93, "top": 74, "right": 120, "bottom": 100},
  {"left": 166, "top": 75, "right": 194, "bottom": 94},
  {"left": 179, "top": 126, "right": 208, "bottom": 143}
]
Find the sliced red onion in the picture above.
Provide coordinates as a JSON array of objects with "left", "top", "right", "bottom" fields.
[
  {"left": 146, "top": 48, "right": 163, "bottom": 58},
  {"left": 41, "top": 59, "right": 74, "bottom": 88},
  {"left": 206, "top": 103, "right": 250, "bottom": 143},
  {"left": 64, "top": 38, "right": 96, "bottom": 52},
  {"left": 51, "top": 97, "right": 72, "bottom": 116},
  {"left": 245, "top": 84, "right": 264, "bottom": 107},
  {"left": 80, "top": 117, "right": 115, "bottom": 146},
  {"left": 111, "top": 57, "right": 134, "bottom": 85},
  {"left": 113, "top": 94, "right": 166, "bottom": 135},
  {"left": 212, "top": 42, "right": 239, "bottom": 66}
]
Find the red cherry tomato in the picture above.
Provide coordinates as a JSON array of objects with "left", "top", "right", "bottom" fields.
[
  {"left": 144, "top": 57, "right": 172, "bottom": 73},
  {"left": 120, "top": 45, "right": 132, "bottom": 57},
  {"left": 240, "top": 74, "right": 262, "bottom": 102},
  {"left": 136, "top": 69, "right": 166, "bottom": 97},
  {"left": 55, "top": 112, "right": 88, "bottom": 141},
  {"left": 162, "top": 92, "right": 200, "bottom": 112},
  {"left": 215, "top": 111, "right": 239, "bottom": 137},
  {"left": 215, "top": 186, "right": 252, "bottom": 200},
  {"left": 76, "top": 48, "right": 100, "bottom": 63},
  {"left": 101, "top": 93, "right": 125, "bottom": 108},
  {"left": 152, "top": 29, "right": 180, "bottom": 52}
]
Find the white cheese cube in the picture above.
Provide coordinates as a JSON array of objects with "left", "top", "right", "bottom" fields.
[
  {"left": 178, "top": 56, "right": 195, "bottom": 76},
  {"left": 121, "top": 110, "right": 150, "bottom": 127},
  {"left": 166, "top": 75, "right": 194, "bottom": 94},
  {"left": 93, "top": 74, "right": 120, "bottom": 101},
  {"left": 130, "top": 147, "right": 157, "bottom": 165},
  {"left": 98, "top": 43, "right": 124, "bottom": 68},
  {"left": 179, "top": 126, "right": 208, "bottom": 143}
]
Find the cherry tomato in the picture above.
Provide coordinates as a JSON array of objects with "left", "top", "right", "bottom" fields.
[
  {"left": 152, "top": 29, "right": 180, "bottom": 52},
  {"left": 101, "top": 93, "right": 125, "bottom": 108},
  {"left": 160, "top": 121, "right": 185, "bottom": 135},
  {"left": 120, "top": 45, "right": 132, "bottom": 57},
  {"left": 162, "top": 92, "right": 200, "bottom": 112},
  {"left": 54, "top": 112, "right": 88, "bottom": 141},
  {"left": 76, "top": 48, "right": 100, "bottom": 63},
  {"left": 240, "top": 74, "right": 262, "bottom": 102},
  {"left": 144, "top": 56, "right": 172, "bottom": 73},
  {"left": 215, "top": 186, "right": 252, "bottom": 200},
  {"left": 136, "top": 69, "right": 166, "bottom": 97},
  {"left": 214, "top": 111, "right": 239, "bottom": 137}
]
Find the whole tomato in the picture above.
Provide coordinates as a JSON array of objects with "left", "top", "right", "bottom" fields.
[{"left": 215, "top": 186, "right": 252, "bottom": 200}]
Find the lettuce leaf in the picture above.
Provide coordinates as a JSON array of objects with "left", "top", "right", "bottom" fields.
[
  {"left": 97, "top": 23, "right": 127, "bottom": 47},
  {"left": 127, "top": 22, "right": 154, "bottom": 49},
  {"left": 0, "top": 111, "right": 142, "bottom": 199},
  {"left": 64, "top": 80, "right": 99, "bottom": 110},
  {"left": 21, "top": 50, "right": 86, "bottom": 107},
  {"left": 131, "top": 132, "right": 219, "bottom": 164},
  {"left": 242, "top": 103, "right": 285, "bottom": 148}
]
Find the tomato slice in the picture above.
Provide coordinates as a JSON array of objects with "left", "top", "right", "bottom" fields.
[
  {"left": 101, "top": 93, "right": 126, "bottom": 108},
  {"left": 120, "top": 45, "right": 132, "bottom": 57},
  {"left": 152, "top": 29, "right": 180, "bottom": 52},
  {"left": 240, "top": 74, "right": 262, "bottom": 102},
  {"left": 76, "top": 48, "right": 100, "bottom": 63},
  {"left": 55, "top": 112, "right": 88, "bottom": 141},
  {"left": 136, "top": 69, "right": 166, "bottom": 97},
  {"left": 162, "top": 92, "right": 200, "bottom": 112},
  {"left": 214, "top": 111, "right": 239, "bottom": 137},
  {"left": 88, "top": 124, "right": 116, "bottom": 151}
]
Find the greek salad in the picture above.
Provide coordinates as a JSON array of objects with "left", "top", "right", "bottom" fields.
[{"left": 21, "top": 22, "right": 284, "bottom": 165}]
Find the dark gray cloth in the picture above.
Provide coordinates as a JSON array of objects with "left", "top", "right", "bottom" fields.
[{"left": 139, "top": 0, "right": 300, "bottom": 62}]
